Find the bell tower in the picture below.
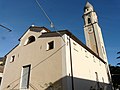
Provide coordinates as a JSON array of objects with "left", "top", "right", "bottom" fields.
[{"left": 83, "top": 2, "right": 107, "bottom": 62}]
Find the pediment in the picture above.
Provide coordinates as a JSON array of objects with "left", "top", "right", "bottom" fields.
[{"left": 19, "top": 26, "right": 50, "bottom": 46}]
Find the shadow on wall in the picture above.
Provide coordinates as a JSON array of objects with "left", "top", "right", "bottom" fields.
[
  {"left": 45, "top": 76, "right": 113, "bottom": 90},
  {"left": 6, "top": 76, "right": 113, "bottom": 90}
]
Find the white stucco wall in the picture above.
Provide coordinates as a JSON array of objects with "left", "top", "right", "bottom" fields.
[
  {"left": 67, "top": 35, "right": 109, "bottom": 82},
  {"left": 1, "top": 31, "right": 111, "bottom": 90},
  {"left": 1, "top": 30, "right": 64, "bottom": 90}
]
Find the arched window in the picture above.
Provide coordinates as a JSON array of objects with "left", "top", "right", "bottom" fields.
[
  {"left": 88, "top": 18, "right": 91, "bottom": 24},
  {"left": 24, "top": 36, "right": 36, "bottom": 45},
  {"left": 27, "top": 36, "right": 35, "bottom": 44}
]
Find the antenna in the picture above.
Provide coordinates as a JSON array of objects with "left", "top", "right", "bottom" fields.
[
  {"left": 0, "top": 24, "right": 12, "bottom": 32},
  {"left": 35, "top": 0, "right": 55, "bottom": 29}
]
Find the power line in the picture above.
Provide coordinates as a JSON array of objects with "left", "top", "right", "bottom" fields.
[
  {"left": 35, "top": 0, "right": 55, "bottom": 28},
  {"left": 2, "top": 1, "right": 67, "bottom": 89},
  {"left": 2, "top": 43, "right": 66, "bottom": 90},
  {"left": 0, "top": 24, "right": 12, "bottom": 32},
  {"left": 34, "top": 0, "right": 65, "bottom": 43},
  {"left": 32, "top": 44, "right": 65, "bottom": 70}
]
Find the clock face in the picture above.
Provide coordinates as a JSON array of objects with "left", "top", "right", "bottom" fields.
[{"left": 88, "top": 29, "right": 93, "bottom": 34}]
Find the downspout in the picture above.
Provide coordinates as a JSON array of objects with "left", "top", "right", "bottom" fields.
[
  {"left": 92, "top": 24, "right": 101, "bottom": 89},
  {"left": 91, "top": 23, "right": 99, "bottom": 56},
  {"left": 68, "top": 35, "right": 74, "bottom": 90}
]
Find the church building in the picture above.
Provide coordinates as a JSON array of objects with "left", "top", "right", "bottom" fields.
[{"left": 1, "top": 2, "right": 112, "bottom": 90}]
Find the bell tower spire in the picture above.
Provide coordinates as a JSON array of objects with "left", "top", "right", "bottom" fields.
[{"left": 83, "top": 2, "right": 107, "bottom": 62}]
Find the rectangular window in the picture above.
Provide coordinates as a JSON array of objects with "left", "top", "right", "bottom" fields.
[
  {"left": 102, "top": 46, "right": 105, "bottom": 54},
  {"left": 88, "top": 18, "right": 91, "bottom": 24},
  {"left": 47, "top": 41, "right": 54, "bottom": 50},
  {"left": 10, "top": 55, "right": 15, "bottom": 63},
  {"left": 20, "top": 65, "right": 31, "bottom": 89},
  {"left": 0, "top": 77, "right": 2, "bottom": 85},
  {"left": 85, "top": 50, "right": 88, "bottom": 58}
]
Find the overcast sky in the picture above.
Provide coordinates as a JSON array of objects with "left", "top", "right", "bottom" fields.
[{"left": 0, "top": 0, "right": 120, "bottom": 65}]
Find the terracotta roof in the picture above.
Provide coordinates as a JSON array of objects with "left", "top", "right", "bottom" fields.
[
  {"left": 29, "top": 26, "right": 50, "bottom": 32},
  {"left": 6, "top": 26, "right": 51, "bottom": 56},
  {"left": 18, "top": 26, "right": 50, "bottom": 41},
  {"left": 5, "top": 26, "right": 106, "bottom": 64}
]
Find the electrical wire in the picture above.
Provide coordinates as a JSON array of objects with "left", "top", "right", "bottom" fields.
[
  {"left": 35, "top": 0, "right": 54, "bottom": 28},
  {"left": 35, "top": 0, "right": 65, "bottom": 43},
  {"left": 2, "top": 43, "right": 66, "bottom": 90},
  {"left": 29, "top": 83, "right": 39, "bottom": 90},
  {"left": 2, "top": 1, "right": 68, "bottom": 89},
  {"left": 0, "top": 24, "right": 12, "bottom": 32}
]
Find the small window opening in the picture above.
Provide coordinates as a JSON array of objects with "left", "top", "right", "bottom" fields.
[
  {"left": 27, "top": 36, "right": 35, "bottom": 44},
  {"left": 0, "top": 77, "right": 2, "bottom": 85},
  {"left": 85, "top": 50, "right": 88, "bottom": 58},
  {"left": 88, "top": 18, "right": 91, "bottom": 24},
  {"left": 102, "top": 77, "right": 104, "bottom": 83},
  {"left": 99, "top": 60, "right": 101, "bottom": 66},
  {"left": 93, "top": 56, "right": 96, "bottom": 63},
  {"left": 85, "top": 8, "right": 89, "bottom": 12},
  {"left": 88, "top": 29, "right": 93, "bottom": 34},
  {"left": 95, "top": 72, "right": 98, "bottom": 81},
  {"left": 10, "top": 55, "right": 15, "bottom": 63},
  {"left": 102, "top": 46, "right": 105, "bottom": 54},
  {"left": 47, "top": 41, "right": 54, "bottom": 50}
]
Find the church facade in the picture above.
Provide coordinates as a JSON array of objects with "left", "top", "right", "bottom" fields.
[{"left": 1, "top": 2, "right": 112, "bottom": 90}]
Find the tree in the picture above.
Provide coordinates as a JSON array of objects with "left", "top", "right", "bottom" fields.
[
  {"left": 116, "top": 52, "right": 120, "bottom": 65},
  {"left": 109, "top": 65, "right": 120, "bottom": 90}
]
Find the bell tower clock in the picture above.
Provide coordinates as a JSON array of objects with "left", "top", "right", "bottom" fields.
[{"left": 83, "top": 2, "right": 107, "bottom": 62}]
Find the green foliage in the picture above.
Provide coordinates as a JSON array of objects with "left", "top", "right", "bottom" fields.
[{"left": 109, "top": 65, "right": 120, "bottom": 89}]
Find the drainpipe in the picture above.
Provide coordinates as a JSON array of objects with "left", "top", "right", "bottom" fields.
[
  {"left": 91, "top": 23, "right": 99, "bottom": 56},
  {"left": 68, "top": 35, "right": 74, "bottom": 90}
]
